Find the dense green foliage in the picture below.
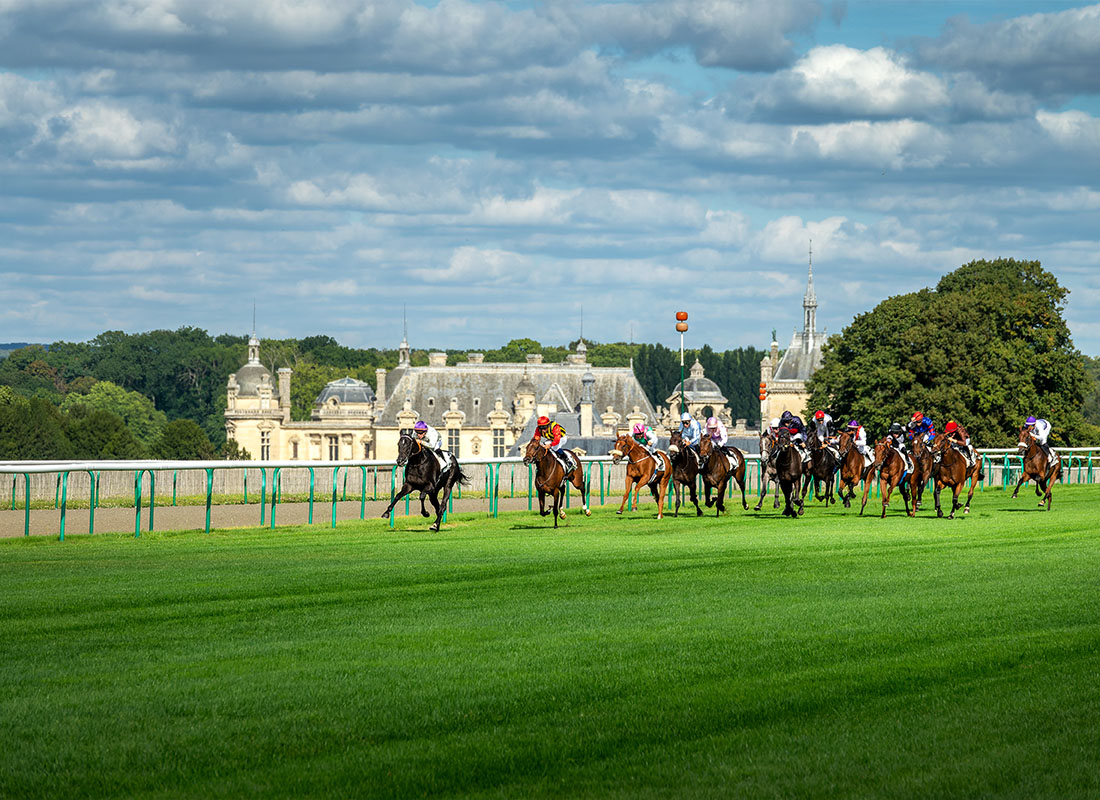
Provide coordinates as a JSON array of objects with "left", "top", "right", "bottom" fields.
[
  {"left": 1083, "top": 354, "right": 1100, "bottom": 427},
  {"left": 808, "top": 259, "right": 1098, "bottom": 445},
  {"left": 2, "top": 488, "right": 1100, "bottom": 798}
]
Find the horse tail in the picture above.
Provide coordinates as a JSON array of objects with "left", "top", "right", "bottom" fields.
[{"left": 454, "top": 465, "right": 471, "bottom": 486}]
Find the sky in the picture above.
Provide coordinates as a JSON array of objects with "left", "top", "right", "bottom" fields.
[{"left": 2, "top": 0, "right": 1099, "bottom": 354}]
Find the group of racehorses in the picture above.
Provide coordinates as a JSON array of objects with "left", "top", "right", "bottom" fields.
[{"left": 380, "top": 422, "right": 1061, "bottom": 530}]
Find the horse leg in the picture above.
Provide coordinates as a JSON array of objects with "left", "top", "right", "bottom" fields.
[
  {"left": 552, "top": 488, "right": 560, "bottom": 529},
  {"left": 381, "top": 481, "right": 415, "bottom": 518},
  {"left": 900, "top": 480, "right": 912, "bottom": 517},
  {"left": 689, "top": 479, "right": 703, "bottom": 516},
  {"left": 1036, "top": 475, "right": 1048, "bottom": 507},
  {"left": 753, "top": 478, "right": 766, "bottom": 511},
  {"left": 716, "top": 478, "right": 727, "bottom": 516},
  {"left": 654, "top": 476, "right": 666, "bottom": 519},
  {"left": 574, "top": 471, "right": 591, "bottom": 517},
  {"left": 427, "top": 491, "right": 444, "bottom": 531},
  {"left": 859, "top": 474, "right": 873, "bottom": 516},
  {"left": 949, "top": 483, "right": 962, "bottom": 519},
  {"left": 617, "top": 476, "right": 633, "bottom": 515},
  {"left": 538, "top": 488, "right": 550, "bottom": 516},
  {"left": 880, "top": 479, "right": 891, "bottom": 518},
  {"left": 964, "top": 476, "right": 977, "bottom": 515},
  {"left": 1011, "top": 471, "right": 1028, "bottom": 499},
  {"left": 420, "top": 490, "right": 431, "bottom": 518}
]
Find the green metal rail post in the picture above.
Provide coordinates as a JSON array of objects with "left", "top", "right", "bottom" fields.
[
  {"left": 205, "top": 468, "right": 214, "bottom": 533},
  {"left": 58, "top": 471, "right": 70, "bottom": 541},
  {"left": 134, "top": 469, "right": 156, "bottom": 538},
  {"left": 260, "top": 468, "right": 267, "bottom": 526},
  {"left": 86, "top": 470, "right": 97, "bottom": 535},
  {"left": 360, "top": 466, "right": 368, "bottom": 519},
  {"left": 172, "top": 470, "right": 178, "bottom": 506},
  {"left": 331, "top": 466, "right": 342, "bottom": 528}
]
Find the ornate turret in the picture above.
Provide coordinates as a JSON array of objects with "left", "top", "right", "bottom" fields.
[{"left": 803, "top": 242, "right": 817, "bottom": 349}]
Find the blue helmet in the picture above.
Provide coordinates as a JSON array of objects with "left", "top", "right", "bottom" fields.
[{"left": 1025, "top": 415, "right": 1037, "bottom": 425}]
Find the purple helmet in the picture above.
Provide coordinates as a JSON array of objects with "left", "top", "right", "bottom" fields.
[
  {"left": 848, "top": 420, "right": 859, "bottom": 428},
  {"left": 1025, "top": 415, "right": 1036, "bottom": 425},
  {"left": 413, "top": 421, "right": 428, "bottom": 431}
]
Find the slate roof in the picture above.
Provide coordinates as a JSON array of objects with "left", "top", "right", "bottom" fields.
[
  {"left": 377, "top": 363, "right": 657, "bottom": 428},
  {"left": 232, "top": 363, "right": 271, "bottom": 397},
  {"left": 315, "top": 376, "right": 376, "bottom": 405},
  {"left": 773, "top": 330, "right": 827, "bottom": 381}
]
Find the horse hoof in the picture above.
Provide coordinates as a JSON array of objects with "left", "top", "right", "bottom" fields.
[
  {"left": 964, "top": 508, "right": 970, "bottom": 515},
  {"left": 429, "top": 525, "right": 439, "bottom": 532},
  {"left": 1038, "top": 502, "right": 1045, "bottom": 508},
  {"left": 559, "top": 511, "right": 566, "bottom": 520},
  {"left": 656, "top": 514, "right": 663, "bottom": 520},
  {"left": 616, "top": 510, "right": 623, "bottom": 516},
  {"left": 421, "top": 511, "right": 430, "bottom": 518},
  {"left": 584, "top": 509, "right": 591, "bottom": 517},
  {"left": 696, "top": 510, "right": 703, "bottom": 517}
]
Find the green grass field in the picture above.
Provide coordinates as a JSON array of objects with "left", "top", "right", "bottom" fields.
[{"left": 2, "top": 485, "right": 1099, "bottom": 799}]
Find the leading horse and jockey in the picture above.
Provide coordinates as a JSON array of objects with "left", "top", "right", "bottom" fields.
[
  {"left": 380, "top": 425, "right": 468, "bottom": 531},
  {"left": 1013, "top": 415, "right": 1061, "bottom": 510}
]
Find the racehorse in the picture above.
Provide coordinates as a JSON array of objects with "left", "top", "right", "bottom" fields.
[
  {"left": 610, "top": 434, "right": 672, "bottom": 519},
  {"left": 909, "top": 434, "right": 935, "bottom": 510},
  {"left": 929, "top": 435, "right": 983, "bottom": 518},
  {"left": 835, "top": 430, "right": 871, "bottom": 509},
  {"left": 1012, "top": 425, "right": 1061, "bottom": 510},
  {"left": 380, "top": 433, "right": 469, "bottom": 531},
  {"left": 801, "top": 431, "right": 839, "bottom": 506},
  {"left": 860, "top": 437, "right": 912, "bottom": 518},
  {"left": 522, "top": 438, "right": 591, "bottom": 527},
  {"left": 698, "top": 435, "right": 749, "bottom": 515},
  {"left": 754, "top": 430, "right": 781, "bottom": 511},
  {"left": 772, "top": 429, "right": 804, "bottom": 518},
  {"left": 667, "top": 430, "right": 703, "bottom": 516}
]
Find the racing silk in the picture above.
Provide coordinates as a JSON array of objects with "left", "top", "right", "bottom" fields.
[
  {"left": 785, "top": 416, "right": 806, "bottom": 440},
  {"left": 814, "top": 413, "right": 834, "bottom": 443},
  {"left": 946, "top": 425, "right": 970, "bottom": 447},
  {"left": 537, "top": 422, "right": 567, "bottom": 448},
  {"left": 1030, "top": 419, "right": 1052, "bottom": 445},
  {"left": 415, "top": 424, "right": 442, "bottom": 450},
  {"left": 851, "top": 426, "right": 868, "bottom": 454},
  {"left": 633, "top": 427, "right": 657, "bottom": 450},
  {"left": 907, "top": 417, "right": 936, "bottom": 442},
  {"left": 707, "top": 421, "right": 729, "bottom": 447},
  {"left": 680, "top": 418, "right": 702, "bottom": 446}
]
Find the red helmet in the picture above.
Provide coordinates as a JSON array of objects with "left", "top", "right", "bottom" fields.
[
  {"left": 912, "top": 412, "right": 923, "bottom": 421},
  {"left": 814, "top": 410, "right": 824, "bottom": 420},
  {"left": 536, "top": 415, "right": 550, "bottom": 426},
  {"left": 945, "top": 421, "right": 958, "bottom": 433}
]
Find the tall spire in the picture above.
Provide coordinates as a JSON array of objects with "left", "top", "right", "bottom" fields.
[
  {"left": 398, "top": 305, "right": 411, "bottom": 366},
  {"left": 803, "top": 239, "right": 817, "bottom": 340},
  {"left": 247, "top": 299, "right": 260, "bottom": 365}
]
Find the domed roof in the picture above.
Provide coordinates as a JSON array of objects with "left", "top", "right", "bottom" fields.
[
  {"left": 514, "top": 370, "right": 536, "bottom": 395},
  {"left": 315, "top": 376, "right": 376, "bottom": 405},
  {"left": 233, "top": 363, "right": 272, "bottom": 396},
  {"left": 665, "top": 359, "right": 727, "bottom": 404}
]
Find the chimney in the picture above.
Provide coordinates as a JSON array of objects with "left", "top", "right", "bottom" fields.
[
  {"left": 467, "top": 352, "right": 484, "bottom": 363},
  {"left": 526, "top": 353, "right": 543, "bottom": 365},
  {"left": 277, "top": 368, "right": 292, "bottom": 423},
  {"left": 428, "top": 352, "right": 447, "bottom": 367},
  {"left": 375, "top": 368, "right": 387, "bottom": 402}
]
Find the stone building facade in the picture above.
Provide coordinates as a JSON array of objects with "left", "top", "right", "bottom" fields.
[{"left": 759, "top": 255, "right": 828, "bottom": 429}]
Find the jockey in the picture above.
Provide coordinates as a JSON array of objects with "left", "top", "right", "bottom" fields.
[
  {"left": 413, "top": 420, "right": 442, "bottom": 451},
  {"left": 632, "top": 422, "right": 658, "bottom": 456},
  {"left": 535, "top": 415, "right": 571, "bottom": 466},
  {"left": 1024, "top": 415, "right": 1054, "bottom": 460},
  {"left": 906, "top": 412, "right": 936, "bottom": 445},
  {"left": 813, "top": 410, "right": 835, "bottom": 445},
  {"left": 779, "top": 410, "right": 811, "bottom": 463},
  {"left": 847, "top": 419, "right": 871, "bottom": 466},
  {"left": 887, "top": 422, "right": 910, "bottom": 467},
  {"left": 768, "top": 417, "right": 781, "bottom": 436},
  {"left": 943, "top": 421, "right": 976, "bottom": 466},
  {"left": 705, "top": 416, "right": 728, "bottom": 451},
  {"left": 679, "top": 412, "right": 702, "bottom": 451}
]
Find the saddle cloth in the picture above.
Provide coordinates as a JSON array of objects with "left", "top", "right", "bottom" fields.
[
  {"left": 724, "top": 451, "right": 740, "bottom": 472},
  {"left": 555, "top": 449, "right": 577, "bottom": 473},
  {"left": 826, "top": 446, "right": 841, "bottom": 463},
  {"left": 652, "top": 451, "right": 666, "bottom": 472},
  {"left": 433, "top": 450, "right": 455, "bottom": 473}
]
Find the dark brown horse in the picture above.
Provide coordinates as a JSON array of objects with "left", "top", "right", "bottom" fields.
[
  {"left": 835, "top": 430, "right": 872, "bottom": 509},
  {"left": 611, "top": 434, "right": 672, "bottom": 519},
  {"left": 772, "top": 429, "right": 804, "bottom": 518},
  {"left": 667, "top": 430, "right": 703, "bottom": 516},
  {"left": 929, "top": 435, "right": 982, "bottom": 518},
  {"left": 754, "top": 430, "right": 781, "bottom": 511},
  {"left": 1012, "top": 425, "right": 1061, "bottom": 510},
  {"left": 801, "top": 432, "right": 839, "bottom": 506},
  {"left": 698, "top": 436, "right": 748, "bottom": 515},
  {"left": 860, "top": 437, "right": 912, "bottom": 518},
  {"left": 909, "top": 435, "right": 935, "bottom": 510},
  {"left": 522, "top": 439, "right": 590, "bottom": 528}
]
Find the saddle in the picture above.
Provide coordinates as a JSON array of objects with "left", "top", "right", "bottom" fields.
[
  {"left": 555, "top": 449, "right": 577, "bottom": 473},
  {"left": 434, "top": 449, "right": 455, "bottom": 473},
  {"left": 826, "top": 445, "right": 841, "bottom": 463},
  {"left": 894, "top": 446, "right": 913, "bottom": 474},
  {"left": 652, "top": 450, "right": 666, "bottom": 473}
]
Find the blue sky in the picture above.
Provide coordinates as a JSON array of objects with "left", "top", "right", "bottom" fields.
[{"left": 1, "top": 0, "right": 1098, "bottom": 354}]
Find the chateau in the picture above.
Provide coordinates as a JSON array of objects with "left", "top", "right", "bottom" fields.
[
  {"left": 759, "top": 251, "right": 827, "bottom": 428},
  {"left": 225, "top": 336, "right": 660, "bottom": 462}
]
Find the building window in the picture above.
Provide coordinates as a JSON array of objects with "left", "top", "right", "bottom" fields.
[
  {"left": 473, "top": 398, "right": 480, "bottom": 410},
  {"left": 260, "top": 431, "right": 270, "bottom": 461},
  {"left": 291, "top": 440, "right": 299, "bottom": 459},
  {"left": 427, "top": 397, "right": 434, "bottom": 408},
  {"left": 447, "top": 428, "right": 460, "bottom": 458},
  {"left": 493, "top": 428, "right": 505, "bottom": 458},
  {"left": 328, "top": 435, "right": 339, "bottom": 460},
  {"left": 362, "top": 442, "right": 371, "bottom": 459}
]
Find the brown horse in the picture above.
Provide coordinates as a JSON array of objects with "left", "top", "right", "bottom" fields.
[
  {"left": 754, "top": 431, "right": 781, "bottom": 511},
  {"left": 909, "top": 435, "right": 935, "bottom": 511},
  {"left": 667, "top": 430, "right": 703, "bottom": 516},
  {"left": 929, "top": 435, "right": 982, "bottom": 518},
  {"left": 698, "top": 436, "right": 748, "bottom": 515},
  {"left": 611, "top": 434, "right": 672, "bottom": 519},
  {"left": 772, "top": 429, "right": 804, "bottom": 517},
  {"left": 860, "top": 437, "right": 912, "bottom": 518},
  {"left": 1012, "top": 425, "right": 1061, "bottom": 510},
  {"left": 522, "top": 439, "right": 590, "bottom": 528},
  {"left": 801, "top": 432, "right": 839, "bottom": 506},
  {"left": 835, "top": 430, "right": 871, "bottom": 509}
]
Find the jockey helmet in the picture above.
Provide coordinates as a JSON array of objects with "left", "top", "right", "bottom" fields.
[
  {"left": 847, "top": 420, "right": 859, "bottom": 429},
  {"left": 769, "top": 417, "right": 780, "bottom": 429},
  {"left": 889, "top": 422, "right": 903, "bottom": 435},
  {"left": 945, "top": 421, "right": 958, "bottom": 434},
  {"left": 680, "top": 412, "right": 692, "bottom": 422},
  {"left": 780, "top": 410, "right": 793, "bottom": 422},
  {"left": 912, "top": 412, "right": 923, "bottom": 422},
  {"left": 814, "top": 410, "right": 824, "bottom": 420},
  {"left": 536, "top": 415, "right": 550, "bottom": 426},
  {"left": 1025, "top": 415, "right": 1037, "bottom": 425},
  {"left": 413, "top": 421, "right": 427, "bottom": 431},
  {"left": 632, "top": 423, "right": 646, "bottom": 435},
  {"left": 706, "top": 417, "right": 719, "bottom": 428}
]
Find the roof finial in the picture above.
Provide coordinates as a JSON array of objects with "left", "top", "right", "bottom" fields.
[
  {"left": 252, "top": 299, "right": 256, "bottom": 338},
  {"left": 579, "top": 305, "right": 583, "bottom": 342}
]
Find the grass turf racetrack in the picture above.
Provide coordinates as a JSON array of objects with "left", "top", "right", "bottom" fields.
[{"left": 2, "top": 485, "right": 1099, "bottom": 799}]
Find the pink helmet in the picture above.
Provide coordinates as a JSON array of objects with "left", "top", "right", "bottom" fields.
[
  {"left": 632, "top": 423, "right": 646, "bottom": 435},
  {"left": 706, "top": 417, "right": 718, "bottom": 428}
]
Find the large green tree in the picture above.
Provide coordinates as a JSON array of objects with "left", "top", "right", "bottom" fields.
[
  {"left": 807, "top": 259, "right": 1095, "bottom": 446},
  {"left": 60, "top": 380, "right": 167, "bottom": 449}
]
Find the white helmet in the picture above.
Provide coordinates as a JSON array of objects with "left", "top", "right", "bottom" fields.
[
  {"left": 680, "top": 412, "right": 692, "bottom": 422},
  {"left": 770, "top": 418, "right": 780, "bottom": 429}
]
